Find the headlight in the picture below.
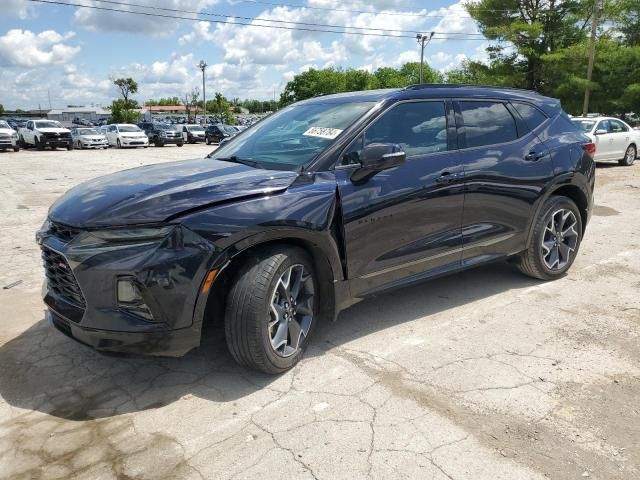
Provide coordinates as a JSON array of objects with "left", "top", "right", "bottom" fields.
[
  {"left": 160, "top": 132, "right": 167, "bottom": 137},
  {"left": 89, "top": 226, "right": 175, "bottom": 242},
  {"left": 11, "top": 132, "right": 18, "bottom": 139}
]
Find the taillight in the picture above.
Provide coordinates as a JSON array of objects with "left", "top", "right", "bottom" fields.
[{"left": 582, "top": 142, "right": 596, "bottom": 157}]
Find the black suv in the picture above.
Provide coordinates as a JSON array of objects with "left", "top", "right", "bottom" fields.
[
  {"left": 139, "top": 122, "right": 184, "bottom": 147},
  {"left": 38, "top": 85, "right": 595, "bottom": 373},
  {"left": 205, "top": 124, "right": 231, "bottom": 145}
]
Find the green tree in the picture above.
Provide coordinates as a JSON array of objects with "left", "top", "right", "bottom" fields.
[
  {"left": 0, "top": 103, "right": 4, "bottom": 114},
  {"left": 466, "top": 0, "right": 590, "bottom": 90},
  {"left": 207, "top": 93, "right": 236, "bottom": 124},
  {"left": 109, "top": 98, "right": 139, "bottom": 123}
]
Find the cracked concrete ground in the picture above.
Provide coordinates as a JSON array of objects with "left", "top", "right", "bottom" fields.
[{"left": 1, "top": 146, "right": 639, "bottom": 480}]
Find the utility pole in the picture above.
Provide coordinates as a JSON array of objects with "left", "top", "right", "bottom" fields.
[
  {"left": 198, "top": 60, "right": 208, "bottom": 126},
  {"left": 582, "top": 0, "right": 601, "bottom": 116},
  {"left": 416, "top": 32, "right": 435, "bottom": 84}
]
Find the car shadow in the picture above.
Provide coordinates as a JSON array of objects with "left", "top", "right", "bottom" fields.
[{"left": 0, "top": 262, "right": 540, "bottom": 422}]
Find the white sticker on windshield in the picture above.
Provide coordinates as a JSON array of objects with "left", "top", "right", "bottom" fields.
[{"left": 303, "top": 126, "right": 343, "bottom": 139}]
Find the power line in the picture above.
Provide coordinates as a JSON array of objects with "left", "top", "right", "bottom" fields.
[
  {"left": 54, "top": 0, "right": 487, "bottom": 36},
  {"left": 25, "top": 0, "right": 491, "bottom": 40}
]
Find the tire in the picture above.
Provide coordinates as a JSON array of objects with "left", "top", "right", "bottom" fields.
[
  {"left": 517, "top": 196, "right": 583, "bottom": 281},
  {"left": 19, "top": 136, "right": 26, "bottom": 148},
  {"left": 13, "top": 146, "right": 20, "bottom": 152},
  {"left": 67, "top": 143, "right": 73, "bottom": 151},
  {"left": 225, "top": 246, "right": 318, "bottom": 374},
  {"left": 155, "top": 140, "right": 164, "bottom": 147},
  {"left": 117, "top": 139, "right": 122, "bottom": 149},
  {"left": 177, "top": 142, "right": 183, "bottom": 147},
  {"left": 620, "top": 144, "right": 636, "bottom": 166},
  {"left": 206, "top": 136, "right": 211, "bottom": 145},
  {"left": 76, "top": 140, "right": 82, "bottom": 150},
  {"left": 36, "top": 137, "right": 44, "bottom": 151}
]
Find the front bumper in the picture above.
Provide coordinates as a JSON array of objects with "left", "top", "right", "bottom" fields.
[
  {"left": 157, "top": 136, "right": 183, "bottom": 144},
  {"left": 121, "top": 137, "right": 149, "bottom": 147},
  {"left": 43, "top": 136, "right": 72, "bottom": 147},
  {"left": 81, "top": 140, "right": 108, "bottom": 148},
  {"left": 39, "top": 224, "right": 219, "bottom": 356},
  {"left": 0, "top": 136, "right": 18, "bottom": 147}
]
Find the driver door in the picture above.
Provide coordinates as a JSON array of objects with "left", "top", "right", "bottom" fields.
[{"left": 335, "top": 100, "right": 465, "bottom": 296}]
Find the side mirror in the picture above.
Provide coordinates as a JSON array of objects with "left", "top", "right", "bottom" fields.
[
  {"left": 594, "top": 129, "right": 608, "bottom": 135},
  {"left": 351, "top": 143, "right": 406, "bottom": 183}
]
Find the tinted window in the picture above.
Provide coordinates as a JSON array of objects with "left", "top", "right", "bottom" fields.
[
  {"left": 459, "top": 101, "right": 517, "bottom": 148},
  {"left": 609, "top": 119, "right": 628, "bottom": 133},
  {"left": 367, "top": 101, "right": 447, "bottom": 156},
  {"left": 512, "top": 102, "right": 547, "bottom": 131}
]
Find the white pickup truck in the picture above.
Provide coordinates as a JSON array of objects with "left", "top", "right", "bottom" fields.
[
  {"left": 0, "top": 120, "right": 20, "bottom": 152},
  {"left": 19, "top": 119, "right": 73, "bottom": 150}
]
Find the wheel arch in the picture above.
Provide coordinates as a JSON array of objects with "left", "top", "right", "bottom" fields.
[{"left": 198, "top": 233, "right": 345, "bottom": 335}]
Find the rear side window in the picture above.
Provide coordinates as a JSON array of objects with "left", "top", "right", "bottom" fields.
[
  {"left": 609, "top": 119, "right": 628, "bottom": 133},
  {"left": 511, "top": 102, "right": 547, "bottom": 131},
  {"left": 459, "top": 101, "right": 517, "bottom": 148}
]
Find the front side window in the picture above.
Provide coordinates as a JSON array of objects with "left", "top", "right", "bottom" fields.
[
  {"left": 211, "top": 101, "right": 375, "bottom": 170},
  {"left": 609, "top": 119, "right": 628, "bottom": 133},
  {"left": 459, "top": 101, "right": 518, "bottom": 148},
  {"left": 596, "top": 120, "right": 610, "bottom": 133}
]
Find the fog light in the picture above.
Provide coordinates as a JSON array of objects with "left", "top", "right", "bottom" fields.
[
  {"left": 117, "top": 278, "right": 142, "bottom": 304},
  {"left": 117, "top": 278, "right": 155, "bottom": 321}
]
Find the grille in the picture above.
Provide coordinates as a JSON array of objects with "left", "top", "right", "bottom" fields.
[
  {"left": 42, "top": 247, "right": 86, "bottom": 309},
  {"left": 0, "top": 133, "right": 10, "bottom": 139},
  {"left": 49, "top": 222, "right": 81, "bottom": 243},
  {"left": 45, "top": 132, "right": 70, "bottom": 139}
]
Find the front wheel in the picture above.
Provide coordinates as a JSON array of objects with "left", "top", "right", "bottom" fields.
[
  {"left": 177, "top": 142, "right": 183, "bottom": 147},
  {"left": 620, "top": 145, "right": 636, "bottom": 166},
  {"left": 225, "top": 246, "right": 318, "bottom": 374},
  {"left": 116, "top": 139, "right": 122, "bottom": 149},
  {"left": 517, "top": 196, "right": 582, "bottom": 280},
  {"left": 13, "top": 146, "right": 20, "bottom": 152}
]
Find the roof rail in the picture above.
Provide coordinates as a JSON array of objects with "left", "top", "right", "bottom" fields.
[{"left": 404, "top": 84, "right": 540, "bottom": 94}]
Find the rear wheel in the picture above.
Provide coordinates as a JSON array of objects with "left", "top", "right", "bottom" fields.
[
  {"left": 517, "top": 196, "right": 582, "bottom": 280},
  {"left": 225, "top": 246, "right": 317, "bottom": 374},
  {"left": 620, "top": 145, "right": 636, "bottom": 166}
]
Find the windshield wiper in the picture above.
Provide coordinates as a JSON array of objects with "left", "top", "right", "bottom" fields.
[{"left": 214, "top": 156, "right": 260, "bottom": 168}]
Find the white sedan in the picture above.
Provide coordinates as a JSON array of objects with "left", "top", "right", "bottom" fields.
[
  {"left": 105, "top": 124, "right": 149, "bottom": 148},
  {"left": 572, "top": 116, "right": 638, "bottom": 166}
]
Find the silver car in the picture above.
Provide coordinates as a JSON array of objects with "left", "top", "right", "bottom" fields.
[{"left": 71, "top": 127, "right": 109, "bottom": 150}]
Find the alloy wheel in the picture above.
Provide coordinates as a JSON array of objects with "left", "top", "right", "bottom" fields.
[
  {"left": 541, "top": 208, "right": 579, "bottom": 270},
  {"left": 625, "top": 146, "right": 636, "bottom": 165},
  {"left": 268, "top": 264, "right": 315, "bottom": 357}
]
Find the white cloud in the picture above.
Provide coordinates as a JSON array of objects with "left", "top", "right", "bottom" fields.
[
  {"left": 73, "top": 0, "right": 219, "bottom": 37},
  {"left": 430, "top": 51, "right": 452, "bottom": 64},
  {"left": 395, "top": 49, "right": 420, "bottom": 66},
  {"left": 0, "top": 29, "right": 80, "bottom": 67},
  {"left": 5, "top": 0, "right": 34, "bottom": 19}
]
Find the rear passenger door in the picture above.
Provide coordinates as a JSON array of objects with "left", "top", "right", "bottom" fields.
[
  {"left": 608, "top": 119, "right": 631, "bottom": 159},
  {"left": 454, "top": 99, "right": 554, "bottom": 266}
]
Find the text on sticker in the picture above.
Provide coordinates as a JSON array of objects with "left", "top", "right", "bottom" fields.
[{"left": 302, "top": 127, "right": 343, "bottom": 140}]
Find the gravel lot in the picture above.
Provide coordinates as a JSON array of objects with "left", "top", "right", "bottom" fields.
[{"left": 0, "top": 145, "right": 639, "bottom": 480}]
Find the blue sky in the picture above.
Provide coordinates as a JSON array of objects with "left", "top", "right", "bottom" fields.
[{"left": 0, "top": 0, "right": 488, "bottom": 109}]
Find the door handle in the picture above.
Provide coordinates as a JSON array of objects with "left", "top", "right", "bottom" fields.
[
  {"left": 435, "top": 171, "right": 458, "bottom": 184},
  {"left": 524, "top": 151, "right": 547, "bottom": 162}
]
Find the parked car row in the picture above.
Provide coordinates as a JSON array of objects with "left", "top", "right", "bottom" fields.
[{"left": 1, "top": 118, "right": 248, "bottom": 152}]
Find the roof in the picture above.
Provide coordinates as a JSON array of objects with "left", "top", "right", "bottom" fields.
[
  {"left": 297, "top": 84, "right": 560, "bottom": 116},
  {"left": 48, "top": 107, "right": 110, "bottom": 115},
  {"left": 143, "top": 105, "right": 203, "bottom": 112}
]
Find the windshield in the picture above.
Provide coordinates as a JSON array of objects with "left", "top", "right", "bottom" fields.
[
  {"left": 157, "top": 124, "right": 176, "bottom": 130},
  {"left": 224, "top": 125, "right": 239, "bottom": 133},
  {"left": 78, "top": 128, "right": 100, "bottom": 135},
  {"left": 572, "top": 119, "right": 596, "bottom": 133},
  {"left": 211, "top": 101, "right": 375, "bottom": 170},
  {"left": 188, "top": 125, "right": 205, "bottom": 132},
  {"left": 0, "top": 121, "right": 10, "bottom": 129},
  {"left": 35, "top": 121, "right": 63, "bottom": 129},
  {"left": 118, "top": 125, "right": 142, "bottom": 132}
]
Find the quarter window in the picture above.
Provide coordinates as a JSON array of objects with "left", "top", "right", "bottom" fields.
[
  {"left": 511, "top": 102, "right": 547, "bottom": 131},
  {"left": 459, "top": 101, "right": 518, "bottom": 148}
]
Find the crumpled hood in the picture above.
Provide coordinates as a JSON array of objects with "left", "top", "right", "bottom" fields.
[{"left": 48, "top": 158, "right": 299, "bottom": 228}]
